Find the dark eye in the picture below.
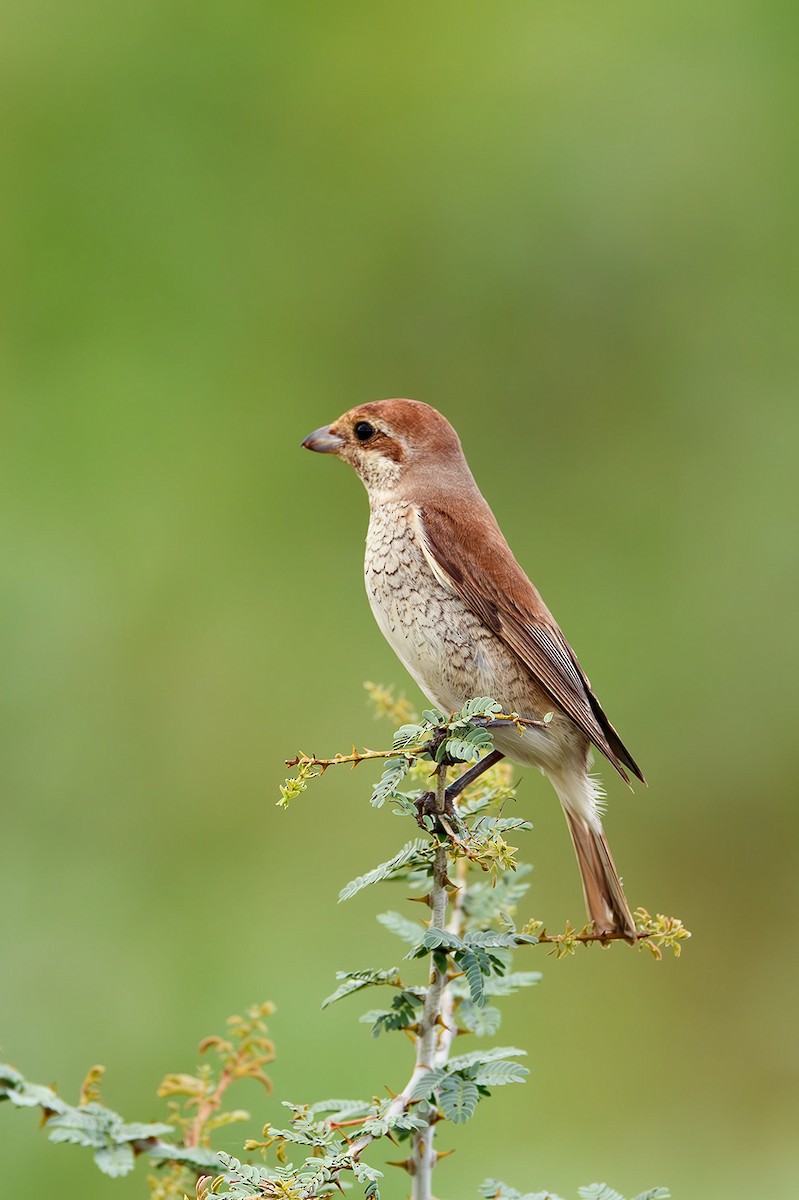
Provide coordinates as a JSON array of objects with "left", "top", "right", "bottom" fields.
[{"left": 354, "top": 420, "right": 376, "bottom": 442}]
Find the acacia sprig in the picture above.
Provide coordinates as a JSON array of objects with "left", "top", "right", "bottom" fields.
[
  {"left": 519, "top": 911, "right": 691, "bottom": 959},
  {"left": 0, "top": 690, "right": 680, "bottom": 1200}
]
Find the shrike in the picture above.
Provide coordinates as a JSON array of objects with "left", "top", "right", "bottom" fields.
[{"left": 303, "top": 398, "right": 644, "bottom": 940}]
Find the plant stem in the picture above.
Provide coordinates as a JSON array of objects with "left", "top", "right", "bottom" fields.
[
  {"left": 185, "top": 1067, "right": 232, "bottom": 1148},
  {"left": 329, "top": 766, "right": 465, "bottom": 1198},
  {"left": 410, "top": 765, "right": 451, "bottom": 1200}
]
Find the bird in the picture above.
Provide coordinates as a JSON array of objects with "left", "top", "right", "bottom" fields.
[{"left": 302, "top": 398, "right": 644, "bottom": 940}]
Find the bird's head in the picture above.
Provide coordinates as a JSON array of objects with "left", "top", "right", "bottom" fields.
[{"left": 302, "top": 399, "right": 466, "bottom": 496}]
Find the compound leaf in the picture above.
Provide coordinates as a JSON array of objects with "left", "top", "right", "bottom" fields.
[
  {"left": 339, "top": 841, "right": 429, "bottom": 902},
  {"left": 94, "top": 1143, "right": 135, "bottom": 1177},
  {"left": 438, "top": 1075, "right": 479, "bottom": 1124},
  {"left": 473, "top": 1059, "right": 530, "bottom": 1086}
]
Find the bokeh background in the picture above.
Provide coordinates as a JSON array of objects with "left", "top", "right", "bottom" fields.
[{"left": 2, "top": 2, "right": 797, "bottom": 1197}]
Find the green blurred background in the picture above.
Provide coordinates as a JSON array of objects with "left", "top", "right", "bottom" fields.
[{"left": 2, "top": 2, "right": 797, "bottom": 1197}]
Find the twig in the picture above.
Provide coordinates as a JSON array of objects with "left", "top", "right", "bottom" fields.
[
  {"left": 538, "top": 929, "right": 646, "bottom": 946},
  {"left": 524, "top": 910, "right": 691, "bottom": 959},
  {"left": 284, "top": 747, "right": 425, "bottom": 772},
  {"left": 284, "top": 715, "right": 547, "bottom": 774},
  {"left": 185, "top": 1068, "right": 233, "bottom": 1148}
]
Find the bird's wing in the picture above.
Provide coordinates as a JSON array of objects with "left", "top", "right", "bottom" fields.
[{"left": 415, "top": 502, "right": 645, "bottom": 785}]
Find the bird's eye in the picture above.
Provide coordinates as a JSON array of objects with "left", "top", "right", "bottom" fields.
[{"left": 354, "top": 421, "right": 376, "bottom": 442}]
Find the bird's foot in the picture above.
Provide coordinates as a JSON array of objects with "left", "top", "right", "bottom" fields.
[{"left": 413, "top": 789, "right": 457, "bottom": 830}]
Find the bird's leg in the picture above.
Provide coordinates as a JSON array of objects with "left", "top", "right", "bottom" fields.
[
  {"left": 414, "top": 749, "right": 505, "bottom": 829},
  {"left": 444, "top": 748, "right": 505, "bottom": 804}
]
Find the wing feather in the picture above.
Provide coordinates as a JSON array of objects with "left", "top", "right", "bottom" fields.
[{"left": 417, "top": 503, "right": 645, "bottom": 785}]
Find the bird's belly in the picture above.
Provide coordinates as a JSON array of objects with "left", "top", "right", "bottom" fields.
[{"left": 364, "top": 503, "right": 575, "bottom": 772}]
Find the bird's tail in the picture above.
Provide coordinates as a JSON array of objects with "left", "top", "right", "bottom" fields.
[{"left": 563, "top": 809, "right": 637, "bottom": 943}]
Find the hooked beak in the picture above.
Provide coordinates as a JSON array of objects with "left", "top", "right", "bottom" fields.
[{"left": 301, "top": 424, "right": 345, "bottom": 454}]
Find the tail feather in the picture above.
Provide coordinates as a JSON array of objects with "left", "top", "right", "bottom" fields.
[{"left": 563, "top": 809, "right": 636, "bottom": 943}]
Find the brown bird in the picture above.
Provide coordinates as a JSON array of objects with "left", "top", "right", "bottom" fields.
[{"left": 302, "top": 399, "right": 644, "bottom": 940}]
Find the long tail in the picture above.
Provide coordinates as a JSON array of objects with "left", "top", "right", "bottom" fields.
[{"left": 563, "top": 809, "right": 637, "bottom": 943}]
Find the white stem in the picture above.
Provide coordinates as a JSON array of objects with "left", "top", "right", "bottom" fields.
[
  {"left": 410, "top": 766, "right": 456, "bottom": 1200},
  {"left": 331, "top": 768, "right": 465, "bottom": 1200}
]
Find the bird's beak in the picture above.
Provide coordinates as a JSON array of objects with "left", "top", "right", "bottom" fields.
[{"left": 301, "top": 425, "right": 345, "bottom": 454}]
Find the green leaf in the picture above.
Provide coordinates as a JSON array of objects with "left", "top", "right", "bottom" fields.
[
  {"left": 117, "top": 1120, "right": 173, "bottom": 1141},
  {"left": 455, "top": 697, "right": 502, "bottom": 721},
  {"left": 631, "top": 1191, "right": 671, "bottom": 1200},
  {"left": 464, "top": 930, "right": 520, "bottom": 949},
  {"left": 339, "top": 840, "right": 430, "bottom": 902},
  {"left": 479, "top": 1182, "right": 522, "bottom": 1199},
  {"left": 442, "top": 725, "right": 495, "bottom": 763},
  {"left": 442, "top": 737, "right": 481, "bottom": 763},
  {"left": 475, "top": 970, "right": 542, "bottom": 997},
  {"left": 458, "top": 1001, "right": 502, "bottom": 1037},
  {"left": 448, "top": 1046, "right": 527, "bottom": 1072},
  {"left": 0, "top": 1064, "right": 24, "bottom": 1088},
  {"left": 409, "top": 1068, "right": 448, "bottom": 1100},
  {"left": 578, "top": 1188, "right": 625, "bottom": 1200},
  {"left": 321, "top": 968, "right": 403, "bottom": 1009},
  {"left": 479, "top": 1181, "right": 565, "bottom": 1200},
  {"left": 353, "top": 1158, "right": 384, "bottom": 1197},
  {"left": 94, "top": 1143, "right": 135, "bottom": 1177},
  {"left": 361, "top": 1111, "right": 426, "bottom": 1137},
  {"left": 149, "top": 1143, "right": 225, "bottom": 1169},
  {"left": 353, "top": 1160, "right": 384, "bottom": 1182},
  {"left": 377, "top": 911, "right": 425, "bottom": 945},
  {"left": 309, "top": 1098, "right": 372, "bottom": 1120},
  {"left": 47, "top": 1104, "right": 116, "bottom": 1149},
  {"left": 1, "top": 1078, "right": 66, "bottom": 1111},
  {"left": 393, "top": 723, "right": 425, "bottom": 750},
  {"left": 363, "top": 990, "right": 424, "bottom": 1036},
  {"left": 410, "top": 927, "right": 466, "bottom": 956},
  {"left": 469, "top": 816, "right": 533, "bottom": 835},
  {"left": 438, "top": 1074, "right": 479, "bottom": 1123},
  {"left": 460, "top": 949, "right": 486, "bottom": 1007},
  {"left": 371, "top": 756, "right": 411, "bottom": 808},
  {"left": 465, "top": 863, "right": 534, "bottom": 924},
  {"left": 215, "top": 1154, "right": 280, "bottom": 1193},
  {"left": 472, "top": 1059, "right": 530, "bottom": 1086}
]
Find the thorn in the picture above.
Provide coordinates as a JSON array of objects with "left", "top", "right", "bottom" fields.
[
  {"left": 434, "top": 1147, "right": 456, "bottom": 1161},
  {"left": 386, "top": 1158, "right": 414, "bottom": 1173}
]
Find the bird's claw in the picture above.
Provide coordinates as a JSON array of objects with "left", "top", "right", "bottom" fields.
[{"left": 414, "top": 789, "right": 457, "bottom": 829}]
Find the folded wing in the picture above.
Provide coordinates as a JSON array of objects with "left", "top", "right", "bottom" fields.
[{"left": 416, "top": 502, "right": 645, "bottom": 786}]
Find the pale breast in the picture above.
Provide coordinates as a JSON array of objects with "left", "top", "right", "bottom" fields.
[
  {"left": 363, "top": 501, "right": 579, "bottom": 772},
  {"left": 364, "top": 500, "right": 458, "bottom": 704}
]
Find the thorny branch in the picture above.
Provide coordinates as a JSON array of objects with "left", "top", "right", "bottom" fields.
[
  {"left": 336, "top": 765, "right": 455, "bottom": 1200},
  {"left": 523, "top": 910, "right": 691, "bottom": 959},
  {"left": 284, "top": 714, "right": 548, "bottom": 774},
  {"left": 0, "top": 695, "right": 686, "bottom": 1200}
]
